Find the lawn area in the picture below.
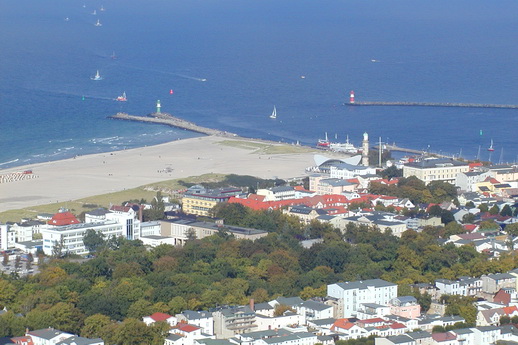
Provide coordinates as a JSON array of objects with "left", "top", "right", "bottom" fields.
[{"left": 216, "top": 140, "right": 317, "bottom": 154}]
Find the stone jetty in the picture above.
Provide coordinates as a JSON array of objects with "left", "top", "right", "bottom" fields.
[{"left": 109, "top": 112, "right": 238, "bottom": 137}]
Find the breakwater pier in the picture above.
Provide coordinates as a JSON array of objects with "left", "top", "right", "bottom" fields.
[
  {"left": 109, "top": 112, "right": 238, "bottom": 137},
  {"left": 345, "top": 101, "right": 518, "bottom": 109}
]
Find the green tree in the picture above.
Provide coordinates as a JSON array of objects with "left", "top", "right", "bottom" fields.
[
  {"left": 465, "top": 201, "right": 475, "bottom": 208},
  {"left": 50, "top": 302, "right": 85, "bottom": 334},
  {"left": 478, "top": 203, "right": 489, "bottom": 213},
  {"left": 500, "top": 315, "right": 511, "bottom": 325},
  {"left": 0, "top": 311, "right": 25, "bottom": 337},
  {"left": 0, "top": 279, "right": 16, "bottom": 308},
  {"left": 83, "top": 229, "right": 106, "bottom": 254},
  {"left": 81, "top": 313, "right": 112, "bottom": 338},
  {"left": 52, "top": 235, "right": 65, "bottom": 258},
  {"left": 274, "top": 304, "right": 294, "bottom": 317},
  {"left": 114, "top": 318, "right": 154, "bottom": 345},
  {"left": 381, "top": 166, "right": 402, "bottom": 179},
  {"left": 462, "top": 213, "right": 475, "bottom": 224},
  {"left": 489, "top": 205, "right": 500, "bottom": 215},
  {"left": 500, "top": 205, "right": 513, "bottom": 217}
]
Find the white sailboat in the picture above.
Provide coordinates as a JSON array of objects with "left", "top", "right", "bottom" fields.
[
  {"left": 269, "top": 106, "right": 277, "bottom": 119},
  {"left": 94, "top": 19, "right": 102, "bottom": 27},
  {"left": 116, "top": 92, "right": 127, "bottom": 101},
  {"left": 91, "top": 70, "right": 103, "bottom": 81}
]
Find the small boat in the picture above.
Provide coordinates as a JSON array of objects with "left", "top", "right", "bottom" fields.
[
  {"left": 91, "top": 70, "right": 103, "bottom": 81},
  {"left": 94, "top": 19, "right": 102, "bottom": 27},
  {"left": 269, "top": 106, "right": 277, "bottom": 119},
  {"left": 487, "top": 139, "right": 495, "bottom": 152},
  {"left": 111, "top": 51, "right": 117, "bottom": 59},
  {"left": 317, "top": 132, "right": 330, "bottom": 147},
  {"left": 92, "top": 9, "right": 97, "bottom": 15},
  {"left": 64, "top": 17, "right": 70, "bottom": 22},
  {"left": 116, "top": 92, "right": 127, "bottom": 102},
  {"left": 100, "top": 5, "right": 105, "bottom": 11}
]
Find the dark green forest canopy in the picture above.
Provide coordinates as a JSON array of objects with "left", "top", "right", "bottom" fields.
[{"left": 1, "top": 207, "right": 517, "bottom": 339}]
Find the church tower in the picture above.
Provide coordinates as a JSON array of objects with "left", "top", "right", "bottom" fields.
[{"left": 362, "top": 132, "right": 369, "bottom": 166}]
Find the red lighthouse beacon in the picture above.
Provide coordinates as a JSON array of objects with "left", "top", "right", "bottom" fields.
[{"left": 349, "top": 90, "right": 355, "bottom": 104}]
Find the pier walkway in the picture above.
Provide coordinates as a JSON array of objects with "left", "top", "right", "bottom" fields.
[
  {"left": 109, "top": 112, "right": 238, "bottom": 137},
  {"left": 373, "top": 144, "right": 454, "bottom": 159},
  {"left": 345, "top": 101, "right": 518, "bottom": 109}
]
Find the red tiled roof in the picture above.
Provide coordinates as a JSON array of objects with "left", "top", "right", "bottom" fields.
[
  {"left": 432, "top": 332, "right": 457, "bottom": 342},
  {"left": 110, "top": 205, "right": 132, "bottom": 212},
  {"left": 11, "top": 336, "right": 34, "bottom": 345},
  {"left": 175, "top": 323, "right": 200, "bottom": 332},
  {"left": 48, "top": 212, "right": 80, "bottom": 226},
  {"left": 503, "top": 306, "right": 518, "bottom": 315},
  {"left": 331, "top": 319, "right": 356, "bottom": 331},
  {"left": 150, "top": 312, "right": 173, "bottom": 321},
  {"left": 463, "top": 224, "right": 478, "bottom": 232},
  {"left": 390, "top": 322, "right": 406, "bottom": 329}
]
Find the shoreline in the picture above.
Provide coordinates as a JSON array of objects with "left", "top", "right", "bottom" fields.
[{"left": 0, "top": 135, "right": 331, "bottom": 213}]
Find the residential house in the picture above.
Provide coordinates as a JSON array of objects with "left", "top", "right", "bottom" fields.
[
  {"left": 26, "top": 329, "right": 73, "bottom": 345},
  {"left": 293, "top": 300, "right": 333, "bottom": 321},
  {"left": 430, "top": 332, "right": 457, "bottom": 345},
  {"left": 456, "top": 171, "right": 492, "bottom": 192},
  {"left": 331, "top": 319, "right": 369, "bottom": 340},
  {"left": 143, "top": 312, "right": 177, "bottom": 327},
  {"left": 283, "top": 206, "right": 328, "bottom": 225},
  {"left": 356, "top": 303, "right": 391, "bottom": 320},
  {"left": 55, "top": 337, "right": 103, "bottom": 345},
  {"left": 327, "top": 279, "right": 398, "bottom": 318},
  {"left": 375, "top": 335, "right": 415, "bottom": 345},
  {"left": 255, "top": 312, "right": 305, "bottom": 331},
  {"left": 389, "top": 296, "right": 421, "bottom": 319},
  {"left": 482, "top": 273, "right": 516, "bottom": 294},
  {"left": 213, "top": 306, "right": 257, "bottom": 339},
  {"left": 256, "top": 186, "right": 296, "bottom": 201},
  {"left": 177, "top": 310, "right": 214, "bottom": 336}
]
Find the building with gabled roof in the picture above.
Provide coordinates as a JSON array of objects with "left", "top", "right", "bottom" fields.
[
  {"left": 26, "top": 328, "right": 73, "bottom": 345},
  {"left": 143, "top": 312, "right": 177, "bottom": 326},
  {"left": 55, "top": 336, "right": 103, "bottom": 345},
  {"left": 177, "top": 310, "right": 214, "bottom": 335}
]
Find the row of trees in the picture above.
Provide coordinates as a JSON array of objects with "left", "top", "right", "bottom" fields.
[{"left": 369, "top": 176, "right": 458, "bottom": 205}]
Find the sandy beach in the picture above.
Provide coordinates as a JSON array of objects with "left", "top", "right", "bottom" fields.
[{"left": 0, "top": 136, "right": 323, "bottom": 212}]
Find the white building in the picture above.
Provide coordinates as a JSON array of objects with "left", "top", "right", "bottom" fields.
[
  {"left": 41, "top": 221, "right": 124, "bottom": 256},
  {"left": 403, "top": 158, "right": 470, "bottom": 184},
  {"left": 177, "top": 310, "right": 214, "bottom": 336},
  {"left": 294, "top": 300, "right": 334, "bottom": 321},
  {"left": 327, "top": 279, "right": 398, "bottom": 318},
  {"left": 257, "top": 186, "right": 296, "bottom": 201},
  {"left": 27, "top": 328, "right": 74, "bottom": 345}
]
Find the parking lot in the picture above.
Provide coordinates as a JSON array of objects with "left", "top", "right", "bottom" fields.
[{"left": 1, "top": 252, "right": 40, "bottom": 276}]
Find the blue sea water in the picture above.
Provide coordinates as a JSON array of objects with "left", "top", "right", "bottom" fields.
[{"left": 1, "top": 0, "right": 517, "bottom": 170}]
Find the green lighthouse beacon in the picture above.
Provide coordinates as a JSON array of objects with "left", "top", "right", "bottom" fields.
[{"left": 156, "top": 100, "right": 161, "bottom": 114}]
